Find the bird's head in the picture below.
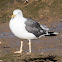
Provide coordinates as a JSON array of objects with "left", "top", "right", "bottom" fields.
[{"left": 12, "top": 9, "right": 23, "bottom": 18}]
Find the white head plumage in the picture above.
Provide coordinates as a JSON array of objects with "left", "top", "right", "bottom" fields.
[{"left": 13, "top": 9, "right": 23, "bottom": 17}]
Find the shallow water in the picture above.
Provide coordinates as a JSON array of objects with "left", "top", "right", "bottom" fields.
[
  {"left": 49, "top": 22, "right": 62, "bottom": 32},
  {"left": 0, "top": 32, "right": 16, "bottom": 38}
]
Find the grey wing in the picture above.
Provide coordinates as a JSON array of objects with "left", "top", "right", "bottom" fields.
[{"left": 25, "top": 18, "right": 46, "bottom": 37}]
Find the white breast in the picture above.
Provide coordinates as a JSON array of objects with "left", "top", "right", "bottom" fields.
[{"left": 9, "top": 16, "right": 36, "bottom": 40}]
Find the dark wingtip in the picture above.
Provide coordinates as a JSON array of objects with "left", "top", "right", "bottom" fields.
[{"left": 45, "top": 32, "right": 59, "bottom": 36}]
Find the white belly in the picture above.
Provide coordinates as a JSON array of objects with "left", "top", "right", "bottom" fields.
[{"left": 9, "top": 19, "right": 36, "bottom": 40}]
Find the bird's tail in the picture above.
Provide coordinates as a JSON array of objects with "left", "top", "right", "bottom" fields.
[
  {"left": 40, "top": 24, "right": 59, "bottom": 36},
  {"left": 45, "top": 31, "right": 59, "bottom": 36}
]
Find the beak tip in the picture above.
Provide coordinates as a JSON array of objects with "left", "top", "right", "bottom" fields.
[{"left": 12, "top": 15, "right": 15, "bottom": 18}]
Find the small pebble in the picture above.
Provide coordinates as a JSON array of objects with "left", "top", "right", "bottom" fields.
[
  {"left": 53, "top": 26, "right": 56, "bottom": 28},
  {"left": 0, "top": 42, "right": 2, "bottom": 44},
  {"left": 0, "top": 60, "right": 2, "bottom": 61}
]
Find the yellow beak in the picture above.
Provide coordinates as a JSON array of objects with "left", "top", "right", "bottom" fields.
[{"left": 12, "top": 15, "right": 15, "bottom": 18}]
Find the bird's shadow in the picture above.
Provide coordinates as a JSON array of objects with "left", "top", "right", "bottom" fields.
[{"left": 22, "top": 55, "right": 57, "bottom": 62}]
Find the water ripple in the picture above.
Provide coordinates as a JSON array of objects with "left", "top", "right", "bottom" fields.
[{"left": 0, "top": 32, "right": 16, "bottom": 38}]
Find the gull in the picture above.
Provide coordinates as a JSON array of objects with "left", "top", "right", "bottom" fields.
[{"left": 9, "top": 9, "right": 58, "bottom": 54}]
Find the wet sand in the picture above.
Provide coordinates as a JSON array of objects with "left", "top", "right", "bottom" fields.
[{"left": 0, "top": 21, "right": 62, "bottom": 62}]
